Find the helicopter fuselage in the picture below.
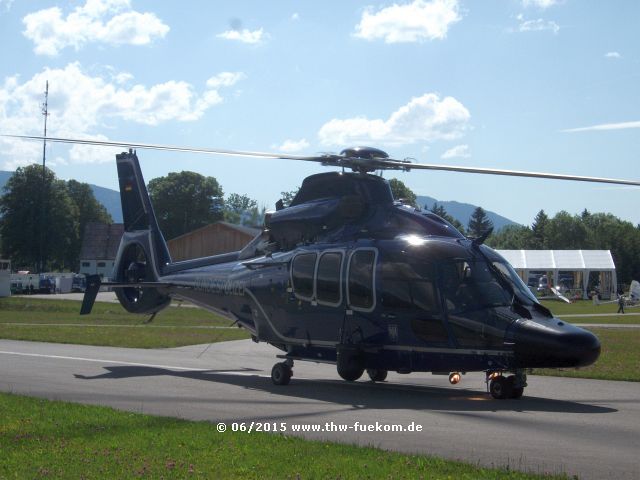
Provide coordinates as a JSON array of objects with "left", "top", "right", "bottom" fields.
[{"left": 156, "top": 235, "right": 600, "bottom": 375}]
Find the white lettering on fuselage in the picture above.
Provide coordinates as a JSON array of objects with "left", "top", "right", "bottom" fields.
[{"left": 193, "top": 277, "right": 246, "bottom": 297}]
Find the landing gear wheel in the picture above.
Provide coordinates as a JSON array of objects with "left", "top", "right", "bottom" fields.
[
  {"left": 337, "top": 357, "right": 364, "bottom": 382},
  {"left": 489, "top": 376, "right": 513, "bottom": 400},
  {"left": 366, "top": 368, "right": 388, "bottom": 382},
  {"left": 271, "top": 362, "right": 292, "bottom": 386},
  {"left": 506, "top": 375, "right": 524, "bottom": 399}
]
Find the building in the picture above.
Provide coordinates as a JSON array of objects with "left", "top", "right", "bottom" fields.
[
  {"left": 79, "top": 223, "right": 124, "bottom": 279},
  {"left": 167, "top": 222, "right": 260, "bottom": 262},
  {"left": 497, "top": 249, "right": 617, "bottom": 300}
]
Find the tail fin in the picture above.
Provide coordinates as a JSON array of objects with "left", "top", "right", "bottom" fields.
[{"left": 116, "top": 150, "right": 172, "bottom": 272}]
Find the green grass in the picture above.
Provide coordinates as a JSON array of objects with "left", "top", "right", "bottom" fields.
[
  {"left": 540, "top": 299, "right": 627, "bottom": 316},
  {"left": 0, "top": 392, "right": 567, "bottom": 480},
  {"left": 0, "top": 298, "right": 249, "bottom": 348},
  {"left": 534, "top": 328, "right": 640, "bottom": 382}
]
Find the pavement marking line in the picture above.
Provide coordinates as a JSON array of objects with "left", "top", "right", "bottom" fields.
[
  {"left": 0, "top": 323, "right": 236, "bottom": 329},
  {"left": 0, "top": 350, "right": 266, "bottom": 376}
]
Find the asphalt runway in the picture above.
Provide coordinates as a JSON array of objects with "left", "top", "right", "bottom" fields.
[{"left": 1, "top": 339, "right": 638, "bottom": 479}]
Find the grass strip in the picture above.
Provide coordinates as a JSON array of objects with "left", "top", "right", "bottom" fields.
[
  {"left": 0, "top": 297, "right": 249, "bottom": 348},
  {"left": 0, "top": 392, "right": 567, "bottom": 480}
]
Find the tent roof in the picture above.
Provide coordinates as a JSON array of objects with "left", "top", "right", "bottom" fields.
[{"left": 495, "top": 250, "right": 615, "bottom": 271}]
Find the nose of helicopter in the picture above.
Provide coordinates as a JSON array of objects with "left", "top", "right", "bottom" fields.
[{"left": 512, "top": 319, "right": 601, "bottom": 368}]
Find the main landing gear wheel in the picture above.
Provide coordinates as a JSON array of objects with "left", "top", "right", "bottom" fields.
[
  {"left": 337, "top": 358, "right": 364, "bottom": 381},
  {"left": 366, "top": 368, "right": 388, "bottom": 382},
  {"left": 489, "top": 376, "right": 513, "bottom": 400},
  {"left": 271, "top": 362, "right": 292, "bottom": 385}
]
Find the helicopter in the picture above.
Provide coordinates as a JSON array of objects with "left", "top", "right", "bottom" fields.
[{"left": 6, "top": 134, "right": 640, "bottom": 399}]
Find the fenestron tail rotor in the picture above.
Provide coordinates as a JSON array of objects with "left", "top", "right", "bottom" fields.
[{"left": 3, "top": 134, "right": 639, "bottom": 187}]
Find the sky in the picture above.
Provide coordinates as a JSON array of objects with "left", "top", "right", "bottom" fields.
[{"left": 0, "top": 0, "right": 638, "bottom": 227}]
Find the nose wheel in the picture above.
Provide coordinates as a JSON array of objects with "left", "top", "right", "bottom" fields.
[{"left": 487, "top": 371, "right": 527, "bottom": 399}]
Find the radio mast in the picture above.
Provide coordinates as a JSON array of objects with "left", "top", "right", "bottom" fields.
[{"left": 39, "top": 81, "right": 49, "bottom": 273}]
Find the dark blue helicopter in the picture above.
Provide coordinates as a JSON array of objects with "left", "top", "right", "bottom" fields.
[{"left": 8, "top": 135, "right": 639, "bottom": 399}]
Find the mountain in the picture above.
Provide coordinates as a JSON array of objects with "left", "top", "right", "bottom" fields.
[
  {"left": 0, "top": 170, "right": 122, "bottom": 223},
  {"left": 90, "top": 184, "right": 122, "bottom": 223},
  {"left": 417, "top": 195, "right": 518, "bottom": 232}
]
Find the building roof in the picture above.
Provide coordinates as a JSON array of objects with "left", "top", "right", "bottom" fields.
[
  {"left": 169, "top": 221, "right": 260, "bottom": 243},
  {"left": 496, "top": 250, "right": 616, "bottom": 271},
  {"left": 79, "top": 223, "right": 124, "bottom": 260}
]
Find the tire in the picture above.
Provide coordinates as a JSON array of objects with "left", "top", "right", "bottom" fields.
[
  {"left": 337, "top": 354, "right": 364, "bottom": 382},
  {"left": 489, "top": 376, "right": 512, "bottom": 400},
  {"left": 271, "top": 362, "right": 292, "bottom": 385},
  {"left": 366, "top": 368, "right": 388, "bottom": 382}
]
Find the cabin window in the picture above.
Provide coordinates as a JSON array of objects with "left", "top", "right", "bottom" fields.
[
  {"left": 97, "top": 262, "right": 106, "bottom": 268},
  {"left": 380, "top": 257, "right": 448, "bottom": 343},
  {"left": 348, "top": 249, "right": 376, "bottom": 311},
  {"left": 81, "top": 262, "right": 90, "bottom": 267},
  {"left": 292, "top": 253, "right": 316, "bottom": 300},
  {"left": 316, "top": 252, "right": 342, "bottom": 305}
]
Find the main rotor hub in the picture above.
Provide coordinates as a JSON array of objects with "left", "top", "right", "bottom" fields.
[{"left": 339, "top": 146, "right": 389, "bottom": 160}]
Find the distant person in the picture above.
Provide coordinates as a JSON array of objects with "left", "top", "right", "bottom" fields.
[{"left": 617, "top": 293, "right": 625, "bottom": 314}]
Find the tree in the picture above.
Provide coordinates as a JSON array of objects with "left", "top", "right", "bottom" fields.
[
  {"left": 224, "top": 193, "right": 258, "bottom": 225},
  {"left": 0, "top": 164, "right": 78, "bottom": 271},
  {"left": 66, "top": 180, "right": 113, "bottom": 270},
  {"left": 388, "top": 178, "right": 417, "bottom": 207},
  {"left": 280, "top": 188, "right": 299, "bottom": 208},
  {"left": 429, "top": 202, "right": 465, "bottom": 234},
  {"left": 467, "top": 206, "right": 493, "bottom": 238},
  {"left": 531, "top": 209, "right": 549, "bottom": 249},
  {"left": 545, "top": 211, "right": 587, "bottom": 249},
  {"left": 148, "top": 171, "right": 224, "bottom": 240},
  {"left": 487, "top": 225, "right": 534, "bottom": 249}
]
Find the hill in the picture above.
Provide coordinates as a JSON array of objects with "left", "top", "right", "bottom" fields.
[{"left": 417, "top": 195, "right": 518, "bottom": 232}]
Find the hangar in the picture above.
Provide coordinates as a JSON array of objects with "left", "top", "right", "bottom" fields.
[
  {"left": 167, "top": 222, "right": 260, "bottom": 262},
  {"left": 496, "top": 249, "right": 617, "bottom": 300}
]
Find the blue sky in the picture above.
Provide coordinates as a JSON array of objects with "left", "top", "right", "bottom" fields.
[{"left": 0, "top": 0, "right": 638, "bottom": 226}]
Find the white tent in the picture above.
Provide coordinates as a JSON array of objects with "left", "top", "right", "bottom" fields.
[{"left": 496, "top": 250, "right": 617, "bottom": 299}]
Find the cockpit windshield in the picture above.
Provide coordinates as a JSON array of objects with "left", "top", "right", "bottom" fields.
[
  {"left": 439, "top": 258, "right": 537, "bottom": 314},
  {"left": 440, "top": 260, "right": 512, "bottom": 314}
]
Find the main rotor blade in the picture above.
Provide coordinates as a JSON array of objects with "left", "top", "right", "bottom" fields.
[
  {"left": 4, "top": 134, "right": 639, "bottom": 187},
  {"left": 2, "top": 134, "right": 331, "bottom": 163},
  {"left": 381, "top": 158, "right": 640, "bottom": 187}
]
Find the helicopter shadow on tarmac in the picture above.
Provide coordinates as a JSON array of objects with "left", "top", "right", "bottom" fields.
[{"left": 73, "top": 365, "right": 617, "bottom": 415}]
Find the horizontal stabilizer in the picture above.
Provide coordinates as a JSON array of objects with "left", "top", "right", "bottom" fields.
[{"left": 80, "top": 275, "right": 176, "bottom": 315}]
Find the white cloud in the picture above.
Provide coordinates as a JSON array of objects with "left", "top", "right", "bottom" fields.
[
  {"left": 354, "top": 0, "right": 461, "bottom": 43},
  {"left": 605, "top": 51, "right": 621, "bottom": 59},
  {"left": 206, "top": 72, "right": 246, "bottom": 89},
  {"left": 291, "top": 13, "right": 300, "bottom": 21},
  {"left": 441, "top": 144, "right": 470, "bottom": 159},
  {"left": 274, "top": 139, "right": 310, "bottom": 153},
  {"left": 562, "top": 121, "right": 640, "bottom": 133},
  {"left": 516, "top": 14, "right": 559, "bottom": 34},
  {"left": 217, "top": 28, "right": 266, "bottom": 44},
  {"left": 0, "top": 63, "right": 245, "bottom": 167},
  {"left": 22, "top": 0, "right": 169, "bottom": 55},
  {"left": 522, "top": 0, "right": 560, "bottom": 9},
  {"left": 318, "top": 93, "right": 470, "bottom": 147}
]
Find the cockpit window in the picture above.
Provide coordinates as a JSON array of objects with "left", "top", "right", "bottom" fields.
[
  {"left": 440, "top": 261, "right": 511, "bottom": 314},
  {"left": 492, "top": 261, "right": 538, "bottom": 305},
  {"left": 440, "top": 259, "right": 516, "bottom": 348}
]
